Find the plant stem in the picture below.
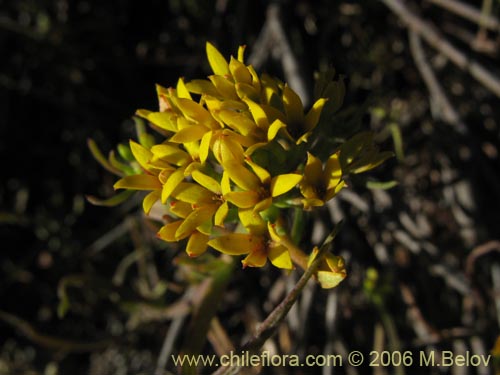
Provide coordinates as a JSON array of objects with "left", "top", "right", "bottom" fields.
[
  {"left": 213, "top": 222, "right": 343, "bottom": 375},
  {"left": 180, "top": 256, "right": 235, "bottom": 375}
]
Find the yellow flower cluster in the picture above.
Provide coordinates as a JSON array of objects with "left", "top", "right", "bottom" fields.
[{"left": 108, "top": 42, "right": 390, "bottom": 274}]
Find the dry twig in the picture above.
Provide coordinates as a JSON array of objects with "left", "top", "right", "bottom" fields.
[{"left": 382, "top": 0, "right": 500, "bottom": 98}]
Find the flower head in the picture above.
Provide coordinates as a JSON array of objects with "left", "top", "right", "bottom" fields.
[{"left": 90, "top": 41, "right": 391, "bottom": 288}]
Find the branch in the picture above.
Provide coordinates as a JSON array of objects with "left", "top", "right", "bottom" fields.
[
  {"left": 427, "top": 0, "right": 500, "bottom": 31},
  {"left": 248, "top": 3, "right": 310, "bottom": 106},
  {"left": 381, "top": 0, "right": 500, "bottom": 98},
  {"left": 408, "top": 30, "right": 468, "bottom": 134},
  {"left": 213, "top": 223, "right": 343, "bottom": 375}
]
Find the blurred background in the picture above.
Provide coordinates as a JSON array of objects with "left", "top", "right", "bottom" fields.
[{"left": 1, "top": 0, "right": 500, "bottom": 374}]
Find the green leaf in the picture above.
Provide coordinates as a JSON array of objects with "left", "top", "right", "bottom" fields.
[
  {"left": 117, "top": 143, "right": 135, "bottom": 162},
  {"left": 366, "top": 180, "right": 399, "bottom": 190},
  {"left": 389, "top": 122, "right": 404, "bottom": 161},
  {"left": 87, "top": 138, "right": 123, "bottom": 176},
  {"left": 86, "top": 190, "right": 135, "bottom": 207},
  {"left": 109, "top": 150, "right": 135, "bottom": 175}
]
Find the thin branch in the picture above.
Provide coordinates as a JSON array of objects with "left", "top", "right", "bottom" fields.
[
  {"left": 408, "top": 30, "right": 468, "bottom": 134},
  {"left": 213, "top": 223, "right": 343, "bottom": 375},
  {"left": 248, "top": 3, "right": 310, "bottom": 106},
  {"left": 155, "top": 315, "right": 186, "bottom": 375},
  {"left": 427, "top": 0, "right": 500, "bottom": 31},
  {"left": 381, "top": 0, "right": 500, "bottom": 98}
]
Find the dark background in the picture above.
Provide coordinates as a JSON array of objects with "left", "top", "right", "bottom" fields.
[{"left": 1, "top": 0, "right": 500, "bottom": 374}]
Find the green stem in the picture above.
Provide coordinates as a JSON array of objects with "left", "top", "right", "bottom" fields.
[
  {"left": 213, "top": 222, "right": 343, "bottom": 375},
  {"left": 180, "top": 256, "right": 235, "bottom": 375},
  {"left": 290, "top": 207, "right": 305, "bottom": 245}
]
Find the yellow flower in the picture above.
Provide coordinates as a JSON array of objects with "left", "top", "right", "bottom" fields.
[
  {"left": 156, "top": 200, "right": 212, "bottom": 257},
  {"left": 307, "top": 246, "right": 347, "bottom": 289},
  {"left": 299, "top": 152, "right": 345, "bottom": 209},
  {"left": 223, "top": 159, "right": 302, "bottom": 215},
  {"left": 195, "top": 42, "right": 262, "bottom": 102},
  {"left": 97, "top": 40, "right": 390, "bottom": 276},
  {"left": 112, "top": 140, "right": 169, "bottom": 215},
  {"left": 207, "top": 222, "right": 292, "bottom": 269},
  {"left": 255, "top": 76, "right": 328, "bottom": 145},
  {"left": 280, "top": 85, "right": 327, "bottom": 144},
  {"left": 154, "top": 168, "right": 232, "bottom": 257}
]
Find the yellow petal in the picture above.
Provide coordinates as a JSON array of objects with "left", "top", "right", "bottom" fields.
[
  {"left": 261, "top": 74, "right": 282, "bottom": 107},
  {"left": 186, "top": 232, "right": 209, "bottom": 257},
  {"left": 143, "top": 112, "right": 178, "bottom": 132},
  {"left": 158, "top": 168, "right": 173, "bottom": 184},
  {"left": 316, "top": 270, "right": 346, "bottom": 289},
  {"left": 157, "top": 221, "right": 182, "bottom": 242},
  {"left": 243, "top": 98, "right": 269, "bottom": 130},
  {"left": 206, "top": 42, "right": 230, "bottom": 76},
  {"left": 151, "top": 144, "right": 190, "bottom": 166},
  {"left": 192, "top": 169, "right": 221, "bottom": 195},
  {"left": 224, "top": 161, "right": 261, "bottom": 191},
  {"left": 218, "top": 110, "right": 256, "bottom": 136},
  {"left": 208, "top": 233, "right": 262, "bottom": 255},
  {"left": 324, "top": 180, "right": 345, "bottom": 202},
  {"left": 254, "top": 197, "right": 272, "bottom": 213},
  {"left": 229, "top": 56, "right": 252, "bottom": 84},
  {"left": 143, "top": 191, "right": 160, "bottom": 214},
  {"left": 267, "top": 119, "right": 286, "bottom": 141},
  {"left": 169, "top": 124, "right": 207, "bottom": 143},
  {"left": 214, "top": 202, "right": 229, "bottom": 227},
  {"left": 324, "top": 152, "right": 342, "bottom": 190},
  {"left": 197, "top": 219, "right": 213, "bottom": 236},
  {"left": 220, "top": 172, "right": 231, "bottom": 195},
  {"left": 301, "top": 198, "right": 324, "bottom": 209},
  {"left": 212, "top": 135, "right": 245, "bottom": 165},
  {"left": 247, "top": 65, "right": 261, "bottom": 93},
  {"left": 235, "top": 82, "right": 259, "bottom": 102},
  {"left": 303, "top": 152, "right": 323, "bottom": 187},
  {"left": 169, "top": 200, "right": 193, "bottom": 219},
  {"left": 268, "top": 245, "right": 293, "bottom": 270},
  {"left": 208, "top": 75, "right": 238, "bottom": 100},
  {"left": 130, "top": 140, "right": 154, "bottom": 172},
  {"left": 161, "top": 169, "right": 185, "bottom": 203},
  {"left": 199, "top": 131, "right": 212, "bottom": 164},
  {"left": 282, "top": 84, "right": 304, "bottom": 124},
  {"left": 224, "top": 191, "right": 259, "bottom": 208},
  {"left": 237, "top": 45, "right": 246, "bottom": 63},
  {"left": 176, "top": 78, "right": 192, "bottom": 100},
  {"left": 261, "top": 104, "right": 287, "bottom": 124},
  {"left": 175, "top": 98, "right": 216, "bottom": 127},
  {"left": 267, "top": 222, "right": 282, "bottom": 243},
  {"left": 114, "top": 174, "right": 161, "bottom": 191},
  {"left": 245, "top": 158, "right": 271, "bottom": 184},
  {"left": 238, "top": 208, "right": 267, "bottom": 235},
  {"left": 304, "top": 98, "right": 327, "bottom": 132},
  {"left": 175, "top": 205, "right": 217, "bottom": 240},
  {"left": 183, "top": 141, "right": 200, "bottom": 161},
  {"left": 242, "top": 248, "right": 267, "bottom": 268},
  {"left": 270, "top": 174, "right": 302, "bottom": 197},
  {"left": 185, "top": 79, "right": 219, "bottom": 96},
  {"left": 172, "top": 182, "right": 214, "bottom": 205}
]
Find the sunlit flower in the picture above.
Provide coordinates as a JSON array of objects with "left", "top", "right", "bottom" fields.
[
  {"left": 208, "top": 222, "right": 293, "bottom": 269},
  {"left": 307, "top": 246, "right": 347, "bottom": 289},
  {"left": 91, "top": 40, "right": 391, "bottom": 281},
  {"left": 299, "top": 152, "right": 345, "bottom": 209},
  {"left": 223, "top": 159, "right": 302, "bottom": 215}
]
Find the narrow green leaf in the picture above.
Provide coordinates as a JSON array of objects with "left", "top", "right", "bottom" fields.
[
  {"left": 366, "top": 180, "right": 399, "bottom": 190},
  {"left": 86, "top": 190, "right": 135, "bottom": 207},
  {"left": 389, "top": 122, "right": 404, "bottom": 161},
  {"left": 87, "top": 138, "right": 123, "bottom": 176}
]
